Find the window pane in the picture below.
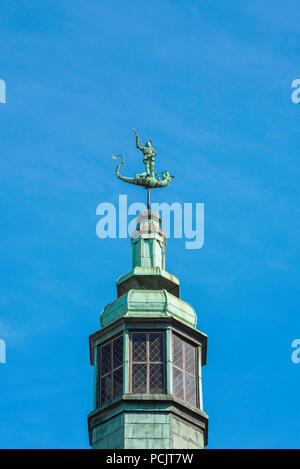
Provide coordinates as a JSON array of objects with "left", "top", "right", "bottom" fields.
[
  {"left": 132, "top": 333, "right": 147, "bottom": 362},
  {"left": 185, "top": 342, "right": 195, "bottom": 375},
  {"left": 149, "top": 333, "right": 163, "bottom": 362},
  {"left": 173, "top": 335, "right": 183, "bottom": 369},
  {"left": 113, "top": 367, "right": 123, "bottom": 399},
  {"left": 101, "top": 342, "right": 111, "bottom": 375},
  {"left": 185, "top": 373, "right": 196, "bottom": 406},
  {"left": 173, "top": 367, "right": 184, "bottom": 400},
  {"left": 101, "top": 374, "right": 112, "bottom": 404},
  {"left": 113, "top": 335, "right": 123, "bottom": 369},
  {"left": 150, "top": 364, "right": 164, "bottom": 393},
  {"left": 132, "top": 364, "right": 147, "bottom": 393}
]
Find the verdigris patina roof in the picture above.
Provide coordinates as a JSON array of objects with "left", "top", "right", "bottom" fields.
[{"left": 100, "top": 288, "right": 197, "bottom": 329}]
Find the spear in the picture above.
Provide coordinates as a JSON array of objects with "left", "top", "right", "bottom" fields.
[{"left": 133, "top": 128, "right": 143, "bottom": 147}]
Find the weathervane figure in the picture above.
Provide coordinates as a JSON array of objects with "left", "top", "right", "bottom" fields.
[
  {"left": 112, "top": 129, "right": 174, "bottom": 208},
  {"left": 133, "top": 128, "right": 157, "bottom": 179}
]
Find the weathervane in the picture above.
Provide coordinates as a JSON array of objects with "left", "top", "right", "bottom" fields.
[{"left": 112, "top": 129, "right": 174, "bottom": 209}]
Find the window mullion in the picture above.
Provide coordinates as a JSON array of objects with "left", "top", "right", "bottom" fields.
[
  {"left": 147, "top": 332, "right": 150, "bottom": 393},
  {"left": 129, "top": 334, "right": 132, "bottom": 393},
  {"left": 195, "top": 346, "right": 198, "bottom": 407},
  {"left": 100, "top": 348, "right": 103, "bottom": 406},
  {"left": 183, "top": 341, "right": 186, "bottom": 401},
  {"left": 111, "top": 339, "right": 114, "bottom": 400}
]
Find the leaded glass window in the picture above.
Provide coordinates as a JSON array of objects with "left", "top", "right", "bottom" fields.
[
  {"left": 130, "top": 332, "right": 165, "bottom": 394},
  {"left": 98, "top": 334, "right": 123, "bottom": 406},
  {"left": 172, "top": 334, "right": 198, "bottom": 406}
]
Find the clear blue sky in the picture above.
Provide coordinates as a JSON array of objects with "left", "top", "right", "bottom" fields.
[{"left": 0, "top": 0, "right": 299, "bottom": 449}]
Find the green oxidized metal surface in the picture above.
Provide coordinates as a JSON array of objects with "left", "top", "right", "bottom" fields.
[
  {"left": 100, "top": 289, "right": 197, "bottom": 329},
  {"left": 92, "top": 411, "right": 205, "bottom": 449},
  {"left": 116, "top": 267, "right": 180, "bottom": 298},
  {"left": 89, "top": 398, "right": 207, "bottom": 449}
]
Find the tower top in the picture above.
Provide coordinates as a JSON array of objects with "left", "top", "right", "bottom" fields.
[
  {"left": 102, "top": 131, "right": 197, "bottom": 328},
  {"left": 88, "top": 135, "right": 208, "bottom": 449}
]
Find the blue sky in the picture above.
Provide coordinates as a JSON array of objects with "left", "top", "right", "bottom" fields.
[{"left": 0, "top": 0, "right": 299, "bottom": 448}]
